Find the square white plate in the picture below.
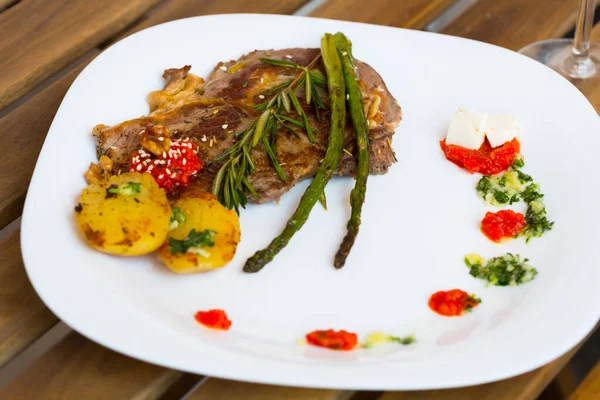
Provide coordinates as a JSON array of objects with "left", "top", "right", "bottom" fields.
[{"left": 22, "top": 14, "right": 600, "bottom": 390}]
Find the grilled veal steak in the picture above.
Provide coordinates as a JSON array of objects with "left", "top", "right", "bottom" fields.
[{"left": 93, "top": 48, "right": 402, "bottom": 203}]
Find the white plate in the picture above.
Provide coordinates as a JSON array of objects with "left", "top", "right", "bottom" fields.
[{"left": 22, "top": 14, "right": 600, "bottom": 390}]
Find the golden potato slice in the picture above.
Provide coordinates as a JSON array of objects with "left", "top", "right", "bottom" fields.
[
  {"left": 159, "top": 191, "right": 241, "bottom": 273},
  {"left": 75, "top": 172, "right": 171, "bottom": 256}
]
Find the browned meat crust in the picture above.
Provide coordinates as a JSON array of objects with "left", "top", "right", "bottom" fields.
[{"left": 94, "top": 48, "right": 402, "bottom": 203}]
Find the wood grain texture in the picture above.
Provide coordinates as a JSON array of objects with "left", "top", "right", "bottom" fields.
[
  {"left": 0, "top": 0, "right": 163, "bottom": 111},
  {"left": 186, "top": 378, "right": 355, "bottom": 400},
  {"left": 0, "top": 231, "right": 58, "bottom": 368},
  {"left": 442, "top": 0, "right": 580, "bottom": 51},
  {"left": 0, "top": 59, "right": 95, "bottom": 230},
  {"left": 0, "top": 0, "right": 18, "bottom": 11},
  {"left": 114, "top": 0, "right": 308, "bottom": 40},
  {"left": 0, "top": 332, "right": 184, "bottom": 399},
  {"left": 378, "top": 326, "right": 598, "bottom": 400},
  {"left": 310, "top": 0, "right": 455, "bottom": 29},
  {"left": 569, "top": 361, "right": 600, "bottom": 400}
]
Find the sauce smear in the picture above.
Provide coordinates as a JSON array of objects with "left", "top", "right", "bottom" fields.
[
  {"left": 481, "top": 210, "right": 526, "bottom": 242},
  {"left": 428, "top": 289, "right": 481, "bottom": 317},
  {"left": 306, "top": 329, "right": 358, "bottom": 351},
  {"left": 195, "top": 309, "right": 231, "bottom": 330},
  {"left": 440, "top": 138, "right": 520, "bottom": 175}
]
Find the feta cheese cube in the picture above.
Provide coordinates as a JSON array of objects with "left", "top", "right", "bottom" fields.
[
  {"left": 486, "top": 115, "right": 521, "bottom": 148},
  {"left": 445, "top": 109, "right": 487, "bottom": 150}
]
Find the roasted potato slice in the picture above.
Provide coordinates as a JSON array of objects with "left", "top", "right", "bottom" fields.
[
  {"left": 159, "top": 191, "right": 241, "bottom": 273},
  {"left": 75, "top": 172, "right": 171, "bottom": 256}
]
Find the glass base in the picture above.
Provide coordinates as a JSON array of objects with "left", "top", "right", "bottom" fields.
[{"left": 519, "top": 39, "right": 599, "bottom": 112}]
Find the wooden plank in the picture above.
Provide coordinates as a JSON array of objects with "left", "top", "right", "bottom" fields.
[
  {"left": 0, "top": 231, "right": 58, "bottom": 368},
  {"left": 585, "top": 23, "right": 600, "bottom": 113},
  {"left": 442, "top": 0, "right": 580, "bottom": 51},
  {"left": 569, "top": 361, "right": 600, "bottom": 400},
  {"left": 0, "top": 60, "right": 95, "bottom": 230},
  {"left": 116, "top": 0, "right": 308, "bottom": 39},
  {"left": 0, "top": 0, "right": 163, "bottom": 111},
  {"left": 0, "top": 332, "right": 187, "bottom": 399},
  {"left": 378, "top": 326, "right": 597, "bottom": 400},
  {"left": 186, "top": 378, "right": 355, "bottom": 400},
  {"left": 0, "top": 0, "right": 18, "bottom": 11},
  {"left": 310, "top": 0, "right": 456, "bottom": 30}
]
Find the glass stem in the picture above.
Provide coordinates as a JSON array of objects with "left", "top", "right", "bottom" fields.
[
  {"left": 561, "top": 0, "right": 597, "bottom": 78},
  {"left": 572, "top": 0, "right": 596, "bottom": 58}
]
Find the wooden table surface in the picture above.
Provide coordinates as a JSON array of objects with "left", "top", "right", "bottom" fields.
[{"left": 0, "top": 0, "right": 599, "bottom": 398}]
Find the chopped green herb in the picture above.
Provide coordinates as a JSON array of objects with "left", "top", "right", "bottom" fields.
[
  {"left": 169, "top": 229, "right": 216, "bottom": 255},
  {"left": 465, "top": 253, "right": 537, "bottom": 286},
  {"left": 498, "top": 176, "right": 507, "bottom": 187},
  {"left": 512, "top": 158, "right": 525, "bottom": 169},
  {"left": 362, "top": 331, "right": 416, "bottom": 348},
  {"left": 521, "top": 183, "right": 544, "bottom": 203},
  {"left": 493, "top": 190, "right": 509, "bottom": 204},
  {"left": 522, "top": 201, "right": 554, "bottom": 242},
  {"left": 464, "top": 294, "right": 482, "bottom": 312},
  {"left": 106, "top": 182, "right": 141, "bottom": 198},
  {"left": 170, "top": 208, "right": 187, "bottom": 230},
  {"left": 388, "top": 334, "right": 416, "bottom": 345},
  {"left": 517, "top": 170, "right": 532, "bottom": 183}
]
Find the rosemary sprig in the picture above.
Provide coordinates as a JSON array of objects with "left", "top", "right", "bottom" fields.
[{"left": 212, "top": 54, "right": 325, "bottom": 212}]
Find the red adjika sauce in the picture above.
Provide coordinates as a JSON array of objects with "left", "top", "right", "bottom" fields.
[
  {"left": 481, "top": 210, "right": 526, "bottom": 243},
  {"left": 306, "top": 329, "right": 358, "bottom": 351},
  {"left": 440, "top": 138, "right": 520, "bottom": 175},
  {"left": 195, "top": 309, "right": 231, "bottom": 330},
  {"left": 428, "top": 289, "right": 481, "bottom": 317},
  {"left": 129, "top": 138, "right": 202, "bottom": 192}
]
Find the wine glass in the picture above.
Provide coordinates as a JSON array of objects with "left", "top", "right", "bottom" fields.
[{"left": 519, "top": 0, "right": 599, "bottom": 113}]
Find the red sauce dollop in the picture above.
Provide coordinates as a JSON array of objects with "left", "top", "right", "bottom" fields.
[
  {"left": 129, "top": 138, "right": 202, "bottom": 192},
  {"left": 428, "top": 289, "right": 481, "bottom": 317},
  {"left": 440, "top": 138, "right": 520, "bottom": 175},
  {"left": 306, "top": 329, "right": 358, "bottom": 351},
  {"left": 481, "top": 210, "right": 526, "bottom": 243},
  {"left": 195, "top": 309, "right": 231, "bottom": 330}
]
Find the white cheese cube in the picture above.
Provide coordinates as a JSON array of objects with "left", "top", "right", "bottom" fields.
[
  {"left": 486, "top": 115, "right": 521, "bottom": 148},
  {"left": 445, "top": 109, "right": 487, "bottom": 150}
]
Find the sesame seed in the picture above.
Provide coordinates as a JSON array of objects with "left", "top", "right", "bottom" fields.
[
  {"left": 228, "top": 130, "right": 234, "bottom": 134},
  {"left": 342, "top": 51, "right": 348, "bottom": 56},
  {"left": 182, "top": 149, "right": 186, "bottom": 154},
  {"left": 219, "top": 65, "right": 227, "bottom": 71},
  {"left": 285, "top": 55, "right": 292, "bottom": 59},
  {"left": 213, "top": 109, "right": 219, "bottom": 114},
  {"left": 222, "top": 124, "right": 228, "bottom": 129},
  {"left": 166, "top": 168, "right": 171, "bottom": 174},
  {"left": 213, "top": 136, "right": 218, "bottom": 144},
  {"left": 173, "top": 154, "right": 178, "bottom": 159},
  {"left": 182, "top": 158, "right": 187, "bottom": 165},
  {"left": 162, "top": 151, "right": 167, "bottom": 158},
  {"left": 158, "top": 174, "right": 164, "bottom": 179},
  {"left": 154, "top": 160, "right": 160, "bottom": 165},
  {"left": 209, "top": 139, "right": 214, "bottom": 147},
  {"left": 258, "top": 95, "right": 265, "bottom": 99},
  {"left": 260, "top": 77, "right": 264, "bottom": 83},
  {"left": 136, "top": 164, "right": 142, "bottom": 171},
  {"left": 147, "top": 166, "right": 153, "bottom": 171},
  {"left": 160, "top": 160, "right": 166, "bottom": 165},
  {"left": 110, "top": 146, "right": 118, "bottom": 150},
  {"left": 158, "top": 137, "right": 164, "bottom": 141},
  {"left": 346, "top": 94, "right": 349, "bottom": 100},
  {"left": 201, "top": 135, "right": 207, "bottom": 142}
]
